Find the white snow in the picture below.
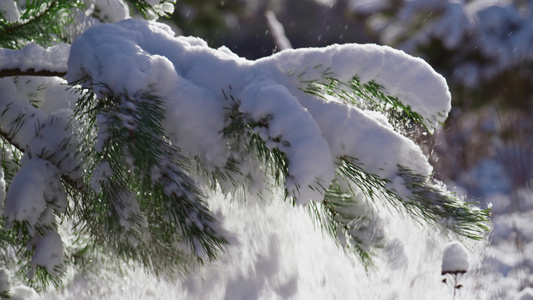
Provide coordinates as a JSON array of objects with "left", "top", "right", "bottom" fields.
[
  {"left": 67, "top": 18, "right": 450, "bottom": 204},
  {"left": 238, "top": 80, "right": 335, "bottom": 202},
  {"left": 91, "top": 161, "right": 113, "bottom": 192},
  {"left": 93, "top": 0, "right": 130, "bottom": 23},
  {"left": 40, "top": 189, "right": 485, "bottom": 300},
  {"left": 271, "top": 44, "right": 451, "bottom": 131},
  {"left": 441, "top": 241, "right": 470, "bottom": 274},
  {"left": 0, "top": 43, "right": 69, "bottom": 73},
  {"left": 10, "top": 76, "right": 78, "bottom": 112},
  {"left": 146, "top": 0, "right": 176, "bottom": 19},
  {"left": 9, "top": 286, "right": 39, "bottom": 300},
  {"left": 28, "top": 230, "right": 65, "bottom": 278},
  {"left": 0, "top": 77, "right": 84, "bottom": 184},
  {"left": 0, "top": 79, "right": 48, "bottom": 147},
  {"left": 0, "top": 0, "right": 20, "bottom": 22},
  {"left": 3, "top": 157, "right": 63, "bottom": 229}
]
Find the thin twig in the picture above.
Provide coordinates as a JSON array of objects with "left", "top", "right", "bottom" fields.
[{"left": 0, "top": 68, "right": 66, "bottom": 78}]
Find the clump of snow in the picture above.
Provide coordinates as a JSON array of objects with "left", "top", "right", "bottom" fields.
[
  {"left": 0, "top": 0, "right": 20, "bottom": 22},
  {"left": 145, "top": 0, "right": 176, "bottom": 19},
  {"left": 93, "top": 0, "right": 129, "bottom": 23},
  {"left": 91, "top": 161, "right": 112, "bottom": 192},
  {"left": 3, "top": 157, "right": 64, "bottom": 229},
  {"left": 28, "top": 230, "right": 65, "bottom": 279},
  {"left": 0, "top": 43, "right": 69, "bottom": 73},
  {"left": 441, "top": 241, "right": 470, "bottom": 275},
  {"left": 0, "top": 78, "right": 48, "bottom": 147},
  {"left": 238, "top": 80, "right": 335, "bottom": 203},
  {"left": 9, "top": 285, "right": 39, "bottom": 300},
  {"left": 39, "top": 108, "right": 84, "bottom": 177},
  {"left": 0, "top": 76, "right": 83, "bottom": 184},
  {"left": 1, "top": 268, "right": 39, "bottom": 300},
  {"left": 11, "top": 76, "right": 78, "bottom": 112},
  {"left": 274, "top": 44, "right": 452, "bottom": 131}
]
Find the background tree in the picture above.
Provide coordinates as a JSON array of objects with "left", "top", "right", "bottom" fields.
[{"left": 344, "top": 0, "right": 533, "bottom": 196}]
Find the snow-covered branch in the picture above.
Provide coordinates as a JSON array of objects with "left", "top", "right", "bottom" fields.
[
  {"left": 0, "top": 43, "right": 69, "bottom": 77},
  {"left": 66, "top": 18, "right": 487, "bottom": 250},
  {"left": 0, "top": 69, "right": 66, "bottom": 78},
  {"left": 0, "top": 7, "right": 490, "bottom": 289}
]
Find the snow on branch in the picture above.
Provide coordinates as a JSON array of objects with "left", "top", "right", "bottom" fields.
[
  {"left": 68, "top": 19, "right": 453, "bottom": 203},
  {"left": 0, "top": 43, "right": 69, "bottom": 77},
  {"left": 0, "top": 16, "right": 489, "bottom": 285},
  {"left": 66, "top": 18, "right": 487, "bottom": 261},
  {"left": 0, "top": 69, "right": 66, "bottom": 78}
]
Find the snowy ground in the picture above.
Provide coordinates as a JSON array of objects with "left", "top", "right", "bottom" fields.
[
  {"left": 34, "top": 188, "right": 491, "bottom": 300},
  {"left": 0, "top": 171, "right": 527, "bottom": 299}
]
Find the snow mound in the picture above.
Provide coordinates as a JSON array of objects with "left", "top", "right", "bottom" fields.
[
  {"left": 441, "top": 241, "right": 470, "bottom": 275},
  {"left": 0, "top": 43, "right": 69, "bottom": 73}
]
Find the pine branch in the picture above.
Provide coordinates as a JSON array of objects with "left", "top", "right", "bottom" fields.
[
  {"left": 0, "top": 94, "right": 84, "bottom": 188},
  {"left": 0, "top": 90, "right": 85, "bottom": 288},
  {"left": 0, "top": 0, "right": 82, "bottom": 49},
  {"left": 0, "top": 68, "right": 66, "bottom": 78},
  {"left": 301, "top": 73, "right": 432, "bottom": 132},
  {"left": 221, "top": 91, "right": 292, "bottom": 198},
  {"left": 126, "top": 0, "right": 175, "bottom": 19},
  {"left": 1, "top": 0, "right": 61, "bottom": 35},
  {"left": 72, "top": 87, "right": 227, "bottom": 276},
  {"left": 306, "top": 156, "right": 488, "bottom": 270},
  {"left": 309, "top": 178, "right": 385, "bottom": 268},
  {"left": 397, "top": 166, "right": 490, "bottom": 239},
  {"left": 337, "top": 157, "right": 489, "bottom": 240},
  {"left": 0, "top": 126, "right": 23, "bottom": 154}
]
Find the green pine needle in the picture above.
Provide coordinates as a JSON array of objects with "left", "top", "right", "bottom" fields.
[{"left": 72, "top": 88, "right": 227, "bottom": 278}]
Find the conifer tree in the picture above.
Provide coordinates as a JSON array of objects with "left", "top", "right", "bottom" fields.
[{"left": 0, "top": 0, "right": 489, "bottom": 292}]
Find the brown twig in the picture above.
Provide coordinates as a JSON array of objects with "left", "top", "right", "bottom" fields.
[{"left": 0, "top": 68, "right": 66, "bottom": 78}]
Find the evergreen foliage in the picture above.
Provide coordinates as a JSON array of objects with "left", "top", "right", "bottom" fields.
[
  {"left": 0, "top": 0, "right": 489, "bottom": 292},
  {"left": 73, "top": 88, "right": 226, "bottom": 273},
  {"left": 0, "top": 0, "right": 82, "bottom": 48}
]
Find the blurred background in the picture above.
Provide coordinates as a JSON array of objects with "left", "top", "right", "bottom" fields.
[
  {"left": 165, "top": 0, "right": 533, "bottom": 203},
  {"left": 164, "top": 0, "right": 533, "bottom": 297}
]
